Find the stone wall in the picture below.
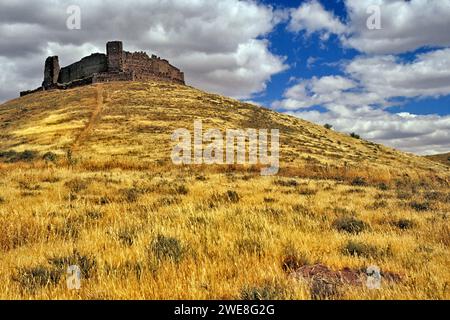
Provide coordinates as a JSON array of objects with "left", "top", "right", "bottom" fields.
[
  {"left": 122, "top": 51, "right": 184, "bottom": 84},
  {"left": 42, "top": 56, "right": 60, "bottom": 88},
  {"left": 58, "top": 53, "right": 107, "bottom": 84},
  {"left": 20, "top": 41, "right": 185, "bottom": 97}
]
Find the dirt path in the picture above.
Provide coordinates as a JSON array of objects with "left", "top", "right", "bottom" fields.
[{"left": 71, "top": 85, "right": 104, "bottom": 152}]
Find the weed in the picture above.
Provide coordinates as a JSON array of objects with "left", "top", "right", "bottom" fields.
[
  {"left": 281, "top": 244, "right": 309, "bottom": 272},
  {"left": 13, "top": 265, "right": 61, "bottom": 292},
  {"left": 48, "top": 250, "right": 97, "bottom": 279},
  {"left": 342, "top": 241, "right": 378, "bottom": 258},
  {"left": 410, "top": 201, "right": 431, "bottom": 212},
  {"left": 240, "top": 281, "right": 288, "bottom": 300},
  {"left": 151, "top": 235, "right": 184, "bottom": 263},
  {"left": 333, "top": 217, "right": 366, "bottom": 234},
  {"left": 393, "top": 219, "right": 415, "bottom": 230}
]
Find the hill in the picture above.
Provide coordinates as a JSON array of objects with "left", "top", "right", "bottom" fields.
[
  {"left": 426, "top": 152, "right": 450, "bottom": 166},
  {"left": 1, "top": 81, "right": 448, "bottom": 183},
  {"left": 0, "top": 82, "right": 448, "bottom": 300}
]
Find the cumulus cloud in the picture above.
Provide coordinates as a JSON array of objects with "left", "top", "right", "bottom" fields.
[
  {"left": 344, "top": 0, "right": 450, "bottom": 54},
  {"left": 288, "top": 0, "right": 450, "bottom": 55},
  {"left": 288, "top": 0, "right": 346, "bottom": 41},
  {"left": 274, "top": 48, "right": 450, "bottom": 155},
  {"left": 287, "top": 107, "right": 450, "bottom": 155},
  {"left": 280, "top": 0, "right": 450, "bottom": 154},
  {"left": 0, "top": 0, "right": 288, "bottom": 102}
]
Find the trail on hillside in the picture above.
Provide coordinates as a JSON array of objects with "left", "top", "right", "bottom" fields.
[{"left": 70, "top": 85, "right": 104, "bottom": 152}]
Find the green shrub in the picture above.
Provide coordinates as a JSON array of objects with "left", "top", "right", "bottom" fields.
[
  {"left": 310, "top": 278, "right": 340, "bottom": 300},
  {"left": 393, "top": 219, "right": 415, "bottom": 230},
  {"left": 42, "top": 152, "right": 58, "bottom": 162},
  {"left": 240, "top": 281, "right": 288, "bottom": 300},
  {"left": 121, "top": 188, "right": 141, "bottom": 202},
  {"left": 350, "top": 132, "right": 361, "bottom": 139},
  {"left": 342, "top": 240, "right": 378, "bottom": 258},
  {"left": 65, "top": 178, "right": 89, "bottom": 193},
  {"left": 274, "top": 179, "right": 298, "bottom": 187},
  {"left": 0, "top": 150, "right": 38, "bottom": 163},
  {"left": 409, "top": 201, "right": 431, "bottom": 212},
  {"left": 13, "top": 265, "right": 62, "bottom": 292},
  {"left": 351, "top": 177, "right": 368, "bottom": 186},
  {"left": 324, "top": 124, "right": 333, "bottom": 130},
  {"left": 48, "top": 250, "right": 97, "bottom": 279},
  {"left": 333, "top": 217, "right": 366, "bottom": 234},
  {"left": 151, "top": 235, "right": 184, "bottom": 263},
  {"left": 281, "top": 245, "right": 309, "bottom": 272}
]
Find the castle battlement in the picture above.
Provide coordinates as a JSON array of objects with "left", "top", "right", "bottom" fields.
[{"left": 20, "top": 41, "right": 185, "bottom": 97}]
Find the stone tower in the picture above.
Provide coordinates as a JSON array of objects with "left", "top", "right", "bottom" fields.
[
  {"left": 42, "top": 56, "right": 60, "bottom": 89},
  {"left": 106, "top": 41, "right": 124, "bottom": 72}
]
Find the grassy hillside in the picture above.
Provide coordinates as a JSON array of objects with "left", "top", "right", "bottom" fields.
[
  {"left": 426, "top": 152, "right": 450, "bottom": 167},
  {"left": 0, "top": 82, "right": 448, "bottom": 300}
]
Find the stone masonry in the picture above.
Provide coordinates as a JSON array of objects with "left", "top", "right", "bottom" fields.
[{"left": 20, "top": 41, "right": 185, "bottom": 97}]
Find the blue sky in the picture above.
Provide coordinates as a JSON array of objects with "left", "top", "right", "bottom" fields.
[{"left": 0, "top": 0, "right": 449, "bottom": 154}]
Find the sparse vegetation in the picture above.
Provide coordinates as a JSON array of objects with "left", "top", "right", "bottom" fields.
[
  {"left": 333, "top": 217, "right": 367, "bottom": 234},
  {"left": 150, "top": 235, "right": 184, "bottom": 263},
  {"left": 343, "top": 241, "right": 378, "bottom": 258},
  {"left": 0, "top": 82, "right": 448, "bottom": 299}
]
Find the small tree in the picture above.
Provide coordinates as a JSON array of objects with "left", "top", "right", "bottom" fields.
[
  {"left": 350, "top": 132, "right": 361, "bottom": 139},
  {"left": 324, "top": 123, "right": 333, "bottom": 130}
]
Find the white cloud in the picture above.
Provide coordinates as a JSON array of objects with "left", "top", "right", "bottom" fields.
[
  {"left": 344, "top": 0, "right": 450, "bottom": 54},
  {"left": 288, "top": 0, "right": 450, "bottom": 55},
  {"left": 274, "top": 48, "right": 450, "bottom": 154},
  {"left": 0, "top": 0, "right": 288, "bottom": 102},
  {"left": 288, "top": 107, "right": 450, "bottom": 155},
  {"left": 288, "top": 0, "right": 346, "bottom": 39}
]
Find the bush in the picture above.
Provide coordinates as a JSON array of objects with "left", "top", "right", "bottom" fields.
[
  {"left": 351, "top": 177, "right": 368, "bottom": 186},
  {"left": 377, "top": 183, "right": 389, "bottom": 191},
  {"left": 117, "top": 228, "right": 138, "bottom": 246},
  {"left": 13, "top": 265, "right": 62, "bottom": 292},
  {"left": 350, "top": 132, "right": 361, "bottom": 139},
  {"left": 173, "top": 184, "right": 189, "bottom": 195},
  {"left": 281, "top": 245, "right": 309, "bottom": 272},
  {"left": 0, "top": 150, "right": 38, "bottom": 163},
  {"left": 65, "top": 178, "right": 89, "bottom": 193},
  {"left": 42, "top": 152, "right": 58, "bottom": 162},
  {"left": 324, "top": 124, "right": 333, "bottom": 130},
  {"left": 393, "top": 219, "right": 415, "bottom": 230},
  {"left": 208, "top": 190, "right": 240, "bottom": 207},
  {"left": 409, "top": 201, "right": 431, "bottom": 212},
  {"left": 310, "top": 278, "right": 340, "bottom": 300},
  {"left": 333, "top": 217, "right": 366, "bottom": 234},
  {"left": 224, "top": 190, "right": 240, "bottom": 203},
  {"left": 151, "top": 235, "right": 184, "bottom": 263},
  {"left": 342, "top": 240, "right": 378, "bottom": 258},
  {"left": 274, "top": 179, "right": 298, "bottom": 187},
  {"left": 121, "top": 188, "right": 141, "bottom": 203},
  {"left": 48, "top": 250, "right": 97, "bottom": 280},
  {"left": 240, "top": 281, "right": 288, "bottom": 300}
]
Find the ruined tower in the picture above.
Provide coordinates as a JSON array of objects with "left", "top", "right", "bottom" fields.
[
  {"left": 42, "top": 56, "right": 60, "bottom": 89},
  {"left": 20, "top": 41, "right": 185, "bottom": 97},
  {"left": 106, "top": 41, "right": 124, "bottom": 72}
]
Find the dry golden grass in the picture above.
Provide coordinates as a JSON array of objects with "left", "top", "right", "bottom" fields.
[{"left": 0, "top": 81, "right": 448, "bottom": 300}]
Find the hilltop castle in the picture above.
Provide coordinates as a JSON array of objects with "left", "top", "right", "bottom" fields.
[{"left": 20, "top": 41, "right": 185, "bottom": 96}]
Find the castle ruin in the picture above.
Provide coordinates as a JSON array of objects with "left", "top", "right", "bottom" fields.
[{"left": 20, "top": 41, "right": 185, "bottom": 96}]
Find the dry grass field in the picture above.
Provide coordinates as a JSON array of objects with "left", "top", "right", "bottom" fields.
[{"left": 0, "top": 81, "right": 448, "bottom": 299}]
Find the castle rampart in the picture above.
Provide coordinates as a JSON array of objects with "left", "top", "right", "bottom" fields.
[{"left": 20, "top": 41, "right": 185, "bottom": 97}]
